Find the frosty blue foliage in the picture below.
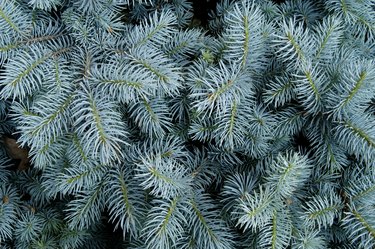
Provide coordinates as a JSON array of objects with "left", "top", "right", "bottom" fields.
[
  {"left": 141, "top": 196, "right": 188, "bottom": 249},
  {"left": 221, "top": 171, "right": 258, "bottom": 215},
  {"left": 135, "top": 155, "right": 191, "bottom": 199},
  {"left": 345, "top": 168, "right": 375, "bottom": 205},
  {"left": 28, "top": 0, "right": 62, "bottom": 11},
  {"left": 292, "top": 229, "right": 327, "bottom": 249},
  {"left": 301, "top": 192, "right": 342, "bottom": 230},
  {"left": 72, "top": 84, "right": 128, "bottom": 164},
  {"left": 257, "top": 208, "right": 292, "bottom": 249},
  {"left": 187, "top": 192, "right": 234, "bottom": 249},
  {"left": 236, "top": 185, "right": 275, "bottom": 232},
  {"left": 0, "top": 184, "right": 19, "bottom": 242},
  {"left": 65, "top": 180, "right": 106, "bottom": 230},
  {"left": 265, "top": 152, "right": 312, "bottom": 198},
  {"left": 15, "top": 212, "right": 45, "bottom": 243},
  {"left": 342, "top": 204, "right": 375, "bottom": 248},
  {"left": 105, "top": 168, "right": 147, "bottom": 238},
  {"left": 0, "top": 0, "right": 375, "bottom": 248},
  {"left": 0, "top": 0, "right": 32, "bottom": 37}
]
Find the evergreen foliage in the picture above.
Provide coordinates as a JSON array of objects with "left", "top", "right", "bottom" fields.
[{"left": 0, "top": 0, "right": 375, "bottom": 248}]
